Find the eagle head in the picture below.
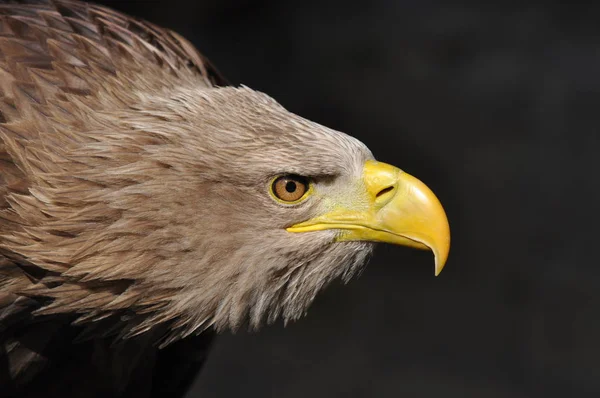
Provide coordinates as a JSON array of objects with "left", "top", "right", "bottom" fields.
[{"left": 0, "top": 1, "right": 450, "bottom": 346}]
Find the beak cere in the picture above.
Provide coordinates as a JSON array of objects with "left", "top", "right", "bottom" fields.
[{"left": 287, "top": 160, "right": 451, "bottom": 275}]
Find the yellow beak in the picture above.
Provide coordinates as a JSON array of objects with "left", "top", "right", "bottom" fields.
[{"left": 287, "top": 160, "right": 450, "bottom": 275}]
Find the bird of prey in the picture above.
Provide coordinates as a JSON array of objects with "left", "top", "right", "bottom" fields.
[{"left": 0, "top": 0, "right": 450, "bottom": 397}]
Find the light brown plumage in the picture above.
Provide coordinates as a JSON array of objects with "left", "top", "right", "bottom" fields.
[
  {"left": 0, "top": 1, "right": 379, "bottom": 396},
  {"left": 0, "top": 1, "right": 454, "bottom": 396}
]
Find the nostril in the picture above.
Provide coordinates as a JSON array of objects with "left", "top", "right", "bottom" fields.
[{"left": 376, "top": 185, "right": 395, "bottom": 199}]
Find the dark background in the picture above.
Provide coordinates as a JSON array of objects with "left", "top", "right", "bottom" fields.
[{"left": 97, "top": 1, "right": 599, "bottom": 397}]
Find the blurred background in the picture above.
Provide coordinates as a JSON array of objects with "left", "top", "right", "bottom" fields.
[{"left": 97, "top": 1, "right": 599, "bottom": 397}]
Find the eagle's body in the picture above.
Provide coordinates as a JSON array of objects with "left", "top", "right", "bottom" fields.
[{"left": 0, "top": 1, "right": 450, "bottom": 397}]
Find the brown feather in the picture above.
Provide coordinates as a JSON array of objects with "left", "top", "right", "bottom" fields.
[
  {"left": 0, "top": 1, "right": 373, "bottom": 395},
  {"left": 0, "top": 0, "right": 230, "bottom": 393}
]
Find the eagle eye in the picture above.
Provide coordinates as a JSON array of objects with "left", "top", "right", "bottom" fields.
[{"left": 271, "top": 175, "right": 310, "bottom": 203}]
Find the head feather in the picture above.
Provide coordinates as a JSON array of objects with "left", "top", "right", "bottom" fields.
[{"left": 0, "top": 0, "right": 374, "bottom": 347}]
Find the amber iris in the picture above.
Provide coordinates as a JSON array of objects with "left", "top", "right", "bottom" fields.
[{"left": 272, "top": 175, "right": 308, "bottom": 202}]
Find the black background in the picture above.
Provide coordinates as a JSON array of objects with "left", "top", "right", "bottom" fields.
[{"left": 96, "top": 1, "right": 599, "bottom": 397}]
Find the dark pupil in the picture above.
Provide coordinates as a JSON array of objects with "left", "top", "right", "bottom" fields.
[{"left": 285, "top": 181, "right": 297, "bottom": 193}]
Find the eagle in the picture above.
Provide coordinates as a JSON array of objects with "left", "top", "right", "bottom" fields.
[{"left": 0, "top": 0, "right": 450, "bottom": 397}]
